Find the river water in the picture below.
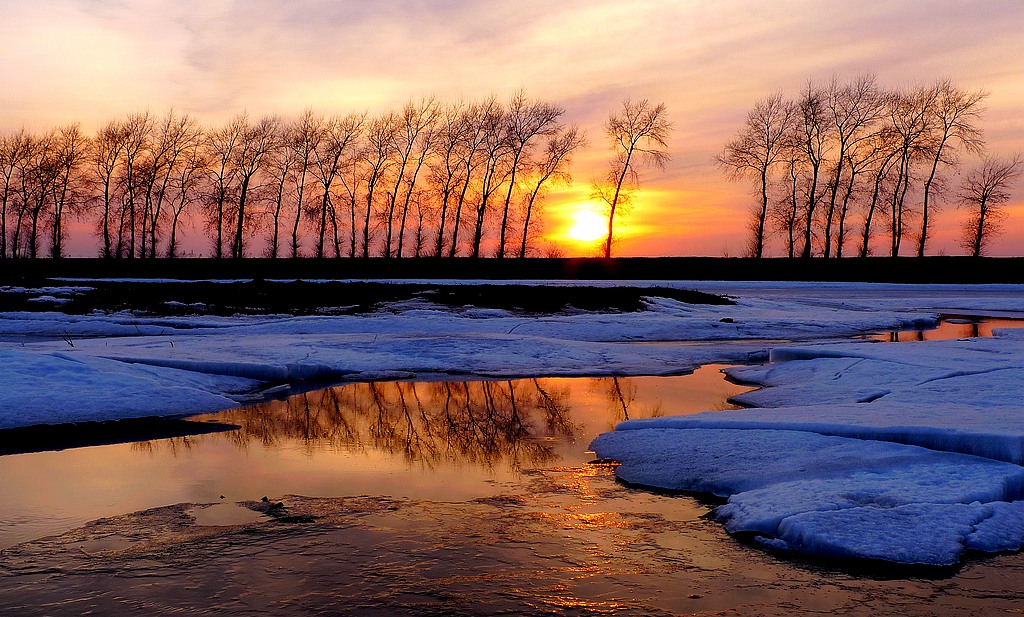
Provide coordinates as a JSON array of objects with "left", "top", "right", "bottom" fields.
[{"left": 2, "top": 319, "right": 1023, "bottom": 615}]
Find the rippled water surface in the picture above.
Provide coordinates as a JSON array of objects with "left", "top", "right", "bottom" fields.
[
  {"left": 0, "top": 366, "right": 750, "bottom": 549},
  {"left": 3, "top": 344, "right": 1024, "bottom": 614}
]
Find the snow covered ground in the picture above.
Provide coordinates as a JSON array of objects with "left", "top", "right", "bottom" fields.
[
  {"left": 589, "top": 282, "right": 1024, "bottom": 566},
  {"left": 4, "top": 279, "right": 1024, "bottom": 567},
  {"left": 1, "top": 279, "right": 960, "bottom": 429}
]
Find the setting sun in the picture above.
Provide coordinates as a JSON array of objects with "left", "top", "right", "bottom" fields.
[{"left": 568, "top": 208, "right": 607, "bottom": 242}]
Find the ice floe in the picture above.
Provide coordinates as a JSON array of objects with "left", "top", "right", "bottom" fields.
[{"left": 594, "top": 302, "right": 1024, "bottom": 566}]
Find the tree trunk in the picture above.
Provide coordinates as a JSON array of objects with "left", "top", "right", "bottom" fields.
[
  {"left": 232, "top": 175, "right": 250, "bottom": 259},
  {"left": 604, "top": 148, "right": 634, "bottom": 259},
  {"left": 754, "top": 168, "right": 768, "bottom": 258},
  {"left": 972, "top": 197, "right": 988, "bottom": 257}
]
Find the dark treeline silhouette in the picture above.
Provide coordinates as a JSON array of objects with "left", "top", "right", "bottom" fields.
[
  {"left": 0, "top": 91, "right": 587, "bottom": 260},
  {"left": 717, "top": 75, "right": 1018, "bottom": 258}
]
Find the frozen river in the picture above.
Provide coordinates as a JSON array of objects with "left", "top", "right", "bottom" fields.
[{"left": 2, "top": 281, "right": 1024, "bottom": 615}]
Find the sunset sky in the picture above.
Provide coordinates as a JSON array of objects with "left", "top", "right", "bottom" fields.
[{"left": 1, "top": 0, "right": 1022, "bottom": 257}]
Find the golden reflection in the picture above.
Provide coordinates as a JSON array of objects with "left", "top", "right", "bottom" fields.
[
  {"left": 131, "top": 369, "right": 752, "bottom": 476},
  {"left": 600, "top": 376, "right": 664, "bottom": 422},
  {"left": 864, "top": 317, "right": 1024, "bottom": 343},
  {"left": 0, "top": 371, "right": 755, "bottom": 550},
  {"left": 186, "top": 379, "right": 582, "bottom": 471}
]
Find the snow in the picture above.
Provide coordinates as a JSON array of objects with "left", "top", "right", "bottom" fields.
[
  {"left": 0, "top": 349, "right": 257, "bottom": 428},
  {"left": 593, "top": 426, "right": 1024, "bottom": 566},
  {"left": 4, "top": 279, "right": 1024, "bottom": 566},
  {"left": 2, "top": 280, "right": 1021, "bottom": 432},
  {"left": 588, "top": 284, "right": 1024, "bottom": 565},
  {"left": 591, "top": 426, "right": 1024, "bottom": 565},
  {"left": 620, "top": 335, "right": 1024, "bottom": 464},
  {"left": 2, "top": 280, "right": 953, "bottom": 428}
]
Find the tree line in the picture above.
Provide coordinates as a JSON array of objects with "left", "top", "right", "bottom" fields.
[
  {"left": 0, "top": 91, "right": 595, "bottom": 260},
  {"left": 718, "top": 75, "right": 1021, "bottom": 258}
]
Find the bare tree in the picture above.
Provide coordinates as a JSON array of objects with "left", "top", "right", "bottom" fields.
[
  {"left": 795, "top": 83, "right": 831, "bottom": 258},
  {"left": 518, "top": 125, "right": 585, "bottom": 257},
  {"left": 287, "top": 110, "right": 323, "bottom": 258},
  {"left": 593, "top": 99, "right": 670, "bottom": 258},
  {"left": 166, "top": 137, "right": 206, "bottom": 258},
  {"left": 230, "top": 115, "right": 279, "bottom": 258},
  {"left": 140, "top": 110, "right": 201, "bottom": 258},
  {"left": 48, "top": 124, "right": 89, "bottom": 258},
  {"left": 770, "top": 126, "right": 809, "bottom": 258},
  {"left": 393, "top": 100, "right": 438, "bottom": 258},
  {"left": 857, "top": 126, "right": 901, "bottom": 257},
  {"left": 448, "top": 98, "right": 495, "bottom": 258},
  {"left": 266, "top": 123, "right": 298, "bottom": 258},
  {"left": 360, "top": 113, "right": 396, "bottom": 258},
  {"left": 496, "top": 91, "right": 564, "bottom": 258},
  {"left": 337, "top": 142, "right": 365, "bottom": 258},
  {"left": 204, "top": 116, "right": 245, "bottom": 258},
  {"left": 311, "top": 113, "right": 362, "bottom": 258},
  {"left": 916, "top": 81, "right": 986, "bottom": 256},
  {"left": 0, "top": 94, "right": 589, "bottom": 260},
  {"left": 15, "top": 131, "right": 62, "bottom": 258},
  {"left": 717, "top": 92, "right": 793, "bottom": 258},
  {"left": 429, "top": 102, "right": 471, "bottom": 257},
  {"left": 886, "top": 86, "right": 933, "bottom": 256},
  {"left": 470, "top": 103, "right": 511, "bottom": 258},
  {"left": 822, "top": 75, "right": 884, "bottom": 258},
  {"left": 0, "top": 130, "right": 32, "bottom": 258},
  {"left": 376, "top": 99, "right": 438, "bottom": 258},
  {"left": 88, "top": 121, "right": 127, "bottom": 258},
  {"left": 120, "top": 112, "right": 153, "bottom": 258},
  {"left": 958, "top": 154, "right": 1021, "bottom": 257}
]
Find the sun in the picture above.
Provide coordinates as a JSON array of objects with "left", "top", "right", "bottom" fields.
[{"left": 568, "top": 209, "right": 607, "bottom": 242}]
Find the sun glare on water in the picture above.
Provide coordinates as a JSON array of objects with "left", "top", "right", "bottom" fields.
[{"left": 568, "top": 209, "right": 607, "bottom": 242}]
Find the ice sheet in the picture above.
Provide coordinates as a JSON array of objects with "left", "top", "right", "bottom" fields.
[{"left": 595, "top": 299, "right": 1024, "bottom": 565}]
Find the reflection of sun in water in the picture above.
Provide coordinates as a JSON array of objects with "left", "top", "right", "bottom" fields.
[{"left": 568, "top": 209, "right": 607, "bottom": 242}]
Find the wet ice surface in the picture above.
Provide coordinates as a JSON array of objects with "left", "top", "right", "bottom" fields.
[{"left": 3, "top": 471, "right": 1024, "bottom": 617}]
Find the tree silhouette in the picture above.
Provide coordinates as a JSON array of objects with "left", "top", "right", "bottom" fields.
[
  {"left": 496, "top": 91, "right": 564, "bottom": 259},
  {"left": 717, "top": 92, "right": 792, "bottom": 258},
  {"left": 518, "top": 125, "right": 585, "bottom": 257},
  {"left": 593, "top": 99, "right": 670, "bottom": 258},
  {"left": 917, "top": 81, "right": 986, "bottom": 257},
  {"left": 959, "top": 154, "right": 1021, "bottom": 257}
]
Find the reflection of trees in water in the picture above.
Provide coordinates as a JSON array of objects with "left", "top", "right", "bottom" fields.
[
  {"left": 598, "top": 377, "right": 663, "bottom": 424},
  {"left": 187, "top": 379, "right": 580, "bottom": 471},
  {"left": 131, "top": 434, "right": 200, "bottom": 456}
]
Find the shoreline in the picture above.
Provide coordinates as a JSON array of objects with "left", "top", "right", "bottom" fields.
[{"left": 4, "top": 256, "right": 1024, "bottom": 284}]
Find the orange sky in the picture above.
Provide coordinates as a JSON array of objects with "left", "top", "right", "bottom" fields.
[{"left": 2, "top": 1, "right": 1022, "bottom": 257}]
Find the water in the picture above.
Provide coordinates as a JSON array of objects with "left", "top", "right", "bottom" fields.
[
  {"left": 864, "top": 316, "right": 1024, "bottom": 342},
  {"left": 0, "top": 365, "right": 751, "bottom": 549},
  {"left": 4, "top": 349, "right": 1024, "bottom": 613}
]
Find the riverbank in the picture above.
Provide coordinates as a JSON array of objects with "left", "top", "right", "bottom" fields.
[{"left": 3, "top": 256, "right": 1024, "bottom": 284}]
